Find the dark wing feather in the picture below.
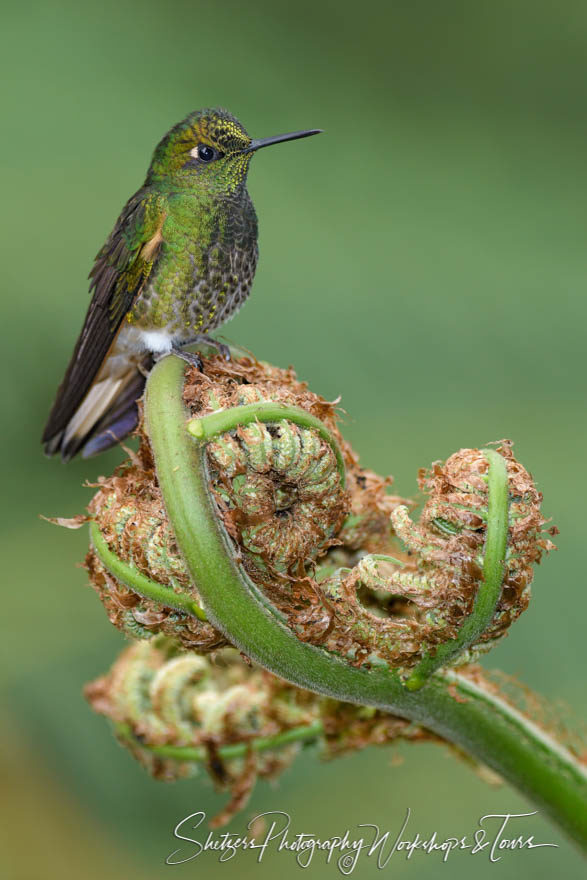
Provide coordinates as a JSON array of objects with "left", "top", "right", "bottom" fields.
[{"left": 42, "top": 188, "right": 163, "bottom": 449}]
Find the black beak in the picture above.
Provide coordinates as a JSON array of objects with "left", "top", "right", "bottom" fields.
[{"left": 248, "top": 129, "right": 322, "bottom": 152}]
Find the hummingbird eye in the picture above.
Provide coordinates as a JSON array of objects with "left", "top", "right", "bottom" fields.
[{"left": 197, "top": 144, "right": 217, "bottom": 162}]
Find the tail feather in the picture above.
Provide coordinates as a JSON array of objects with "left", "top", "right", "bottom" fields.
[
  {"left": 79, "top": 361, "right": 150, "bottom": 457},
  {"left": 44, "top": 353, "right": 150, "bottom": 461},
  {"left": 61, "top": 376, "right": 127, "bottom": 452},
  {"left": 80, "top": 404, "right": 141, "bottom": 458}
]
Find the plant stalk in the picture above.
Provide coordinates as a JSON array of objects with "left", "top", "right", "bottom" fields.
[{"left": 143, "top": 354, "right": 587, "bottom": 851}]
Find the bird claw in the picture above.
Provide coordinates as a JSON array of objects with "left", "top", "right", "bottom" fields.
[
  {"left": 215, "top": 341, "right": 231, "bottom": 361},
  {"left": 181, "top": 334, "right": 231, "bottom": 361},
  {"left": 171, "top": 348, "right": 203, "bottom": 371},
  {"left": 169, "top": 335, "right": 231, "bottom": 372}
]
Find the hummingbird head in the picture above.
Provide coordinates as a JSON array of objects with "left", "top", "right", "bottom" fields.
[{"left": 146, "top": 107, "right": 321, "bottom": 193}]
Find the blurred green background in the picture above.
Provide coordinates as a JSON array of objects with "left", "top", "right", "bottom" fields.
[{"left": 2, "top": 0, "right": 586, "bottom": 877}]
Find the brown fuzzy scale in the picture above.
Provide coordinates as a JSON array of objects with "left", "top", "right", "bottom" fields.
[
  {"left": 83, "top": 356, "right": 552, "bottom": 676},
  {"left": 85, "top": 551, "right": 226, "bottom": 649},
  {"left": 84, "top": 352, "right": 407, "bottom": 648},
  {"left": 339, "top": 467, "right": 409, "bottom": 554},
  {"left": 319, "top": 700, "right": 441, "bottom": 759},
  {"left": 85, "top": 446, "right": 227, "bottom": 650},
  {"left": 180, "top": 353, "right": 409, "bottom": 641},
  {"left": 307, "top": 442, "right": 554, "bottom": 673},
  {"left": 85, "top": 639, "right": 435, "bottom": 827},
  {"left": 319, "top": 559, "right": 443, "bottom": 670},
  {"left": 80, "top": 356, "right": 559, "bottom": 824},
  {"left": 384, "top": 441, "right": 555, "bottom": 661},
  {"left": 422, "top": 441, "right": 554, "bottom": 647},
  {"left": 183, "top": 359, "right": 403, "bottom": 554}
]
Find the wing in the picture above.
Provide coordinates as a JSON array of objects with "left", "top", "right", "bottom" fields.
[{"left": 42, "top": 188, "right": 165, "bottom": 451}]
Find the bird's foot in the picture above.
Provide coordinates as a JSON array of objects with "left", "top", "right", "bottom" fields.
[
  {"left": 179, "top": 334, "right": 231, "bottom": 361},
  {"left": 171, "top": 347, "right": 203, "bottom": 371}
]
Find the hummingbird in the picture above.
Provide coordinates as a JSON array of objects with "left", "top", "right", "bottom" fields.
[{"left": 42, "top": 108, "right": 321, "bottom": 460}]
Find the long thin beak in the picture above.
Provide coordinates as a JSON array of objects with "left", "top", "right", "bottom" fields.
[{"left": 248, "top": 129, "right": 322, "bottom": 152}]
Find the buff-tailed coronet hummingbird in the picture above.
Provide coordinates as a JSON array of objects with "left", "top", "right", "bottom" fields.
[{"left": 42, "top": 108, "right": 321, "bottom": 460}]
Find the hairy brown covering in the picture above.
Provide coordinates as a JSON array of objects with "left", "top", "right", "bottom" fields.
[
  {"left": 84, "top": 354, "right": 553, "bottom": 672},
  {"left": 412, "top": 441, "right": 557, "bottom": 647},
  {"left": 317, "top": 441, "right": 555, "bottom": 671},
  {"left": 80, "top": 352, "right": 558, "bottom": 826},
  {"left": 85, "top": 639, "right": 438, "bottom": 827},
  {"left": 85, "top": 351, "right": 406, "bottom": 648}
]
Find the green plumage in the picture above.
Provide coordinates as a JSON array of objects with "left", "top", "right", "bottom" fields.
[{"left": 42, "top": 107, "right": 320, "bottom": 460}]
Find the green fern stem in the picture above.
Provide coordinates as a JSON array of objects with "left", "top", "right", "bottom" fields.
[{"left": 132, "top": 354, "right": 587, "bottom": 851}]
